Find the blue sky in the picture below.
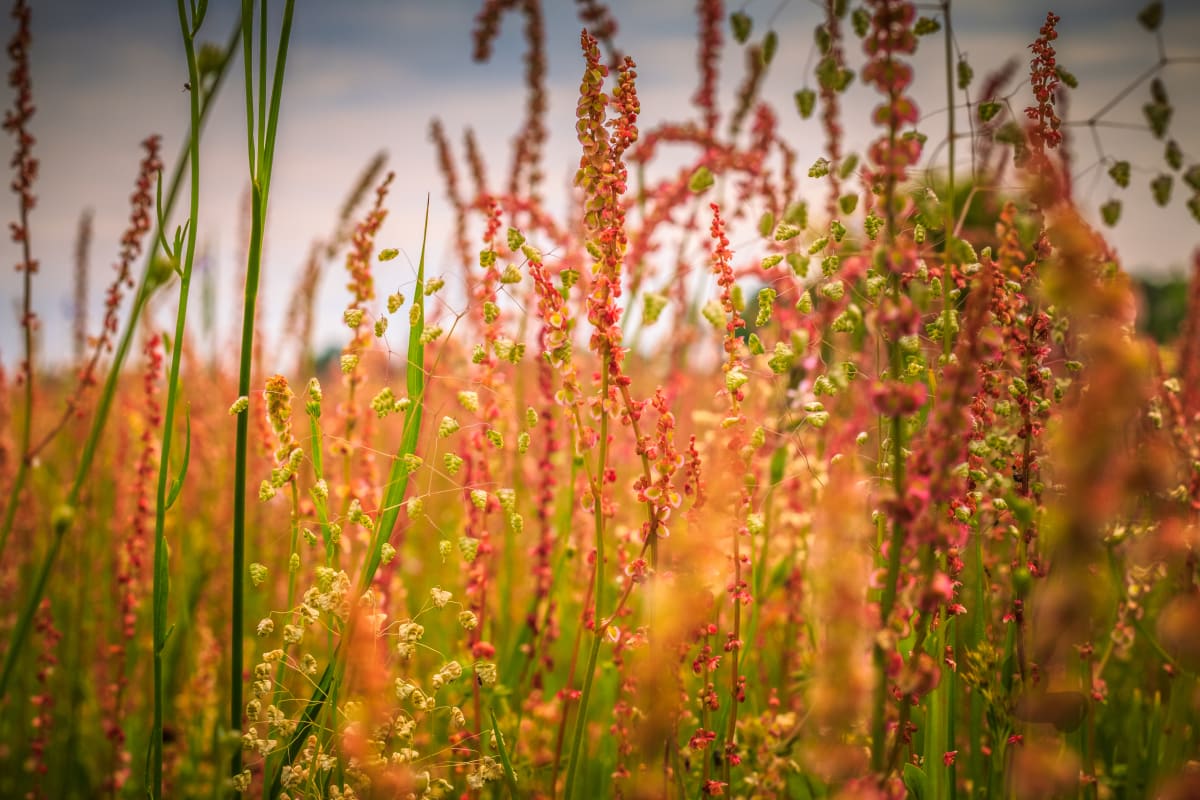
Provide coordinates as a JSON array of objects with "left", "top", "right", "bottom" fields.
[{"left": 3, "top": 0, "right": 1200, "bottom": 367}]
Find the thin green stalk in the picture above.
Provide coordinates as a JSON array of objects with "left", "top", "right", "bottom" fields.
[
  {"left": 150, "top": 5, "right": 204, "bottom": 796},
  {"left": 872, "top": 383, "right": 906, "bottom": 772},
  {"left": 925, "top": 612, "right": 949, "bottom": 799},
  {"left": 563, "top": 357, "right": 611, "bottom": 800},
  {"left": 871, "top": 87, "right": 907, "bottom": 774},
  {"left": 271, "top": 479, "right": 302, "bottom": 706},
  {"left": 232, "top": 2, "right": 296, "bottom": 786},
  {"left": 0, "top": 379, "right": 30, "bottom": 560},
  {"left": 563, "top": 631, "right": 604, "bottom": 800},
  {"left": 968, "top": 525, "right": 985, "bottom": 798},
  {"left": 230, "top": 182, "right": 262, "bottom": 784},
  {"left": 306, "top": 409, "right": 335, "bottom": 565},
  {"left": 0, "top": 20, "right": 239, "bottom": 700},
  {"left": 266, "top": 201, "right": 429, "bottom": 800},
  {"left": 941, "top": 0, "right": 956, "bottom": 362},
  {"left": 725, "top": 469, "right": 751, "bottom": 787}
]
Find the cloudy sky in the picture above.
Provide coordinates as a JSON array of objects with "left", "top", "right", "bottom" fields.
[{"left": 2, "top": 0, "right": 1200, "bottom": 368}]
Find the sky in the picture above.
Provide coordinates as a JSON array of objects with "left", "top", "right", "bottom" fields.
[{"left": 2, "top": 0, "right": 1200, "bottom": 369}]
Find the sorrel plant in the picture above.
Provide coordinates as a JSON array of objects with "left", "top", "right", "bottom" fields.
[{"left": 1, "top": 1, "right": 1199, "bottom": 799}]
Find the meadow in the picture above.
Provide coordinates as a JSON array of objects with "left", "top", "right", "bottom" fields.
[{"left": 1, "top": 0, "right": 1199, "bottom": 798}]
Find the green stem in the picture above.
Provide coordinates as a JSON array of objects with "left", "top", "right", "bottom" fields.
[
  {"left": 266, "top": 201, "right": 428, "bottom": 800},
  {"left": 232, "top": 2, "right": 296, "bottom": 786},
  {"left": 0, "top": 20, "right": 239, "bottom": 701},
  {"left": 871, "top": 76, "right": 907, "bottom": 773},
  {"left": 941, "top": 0, "right": 956, "bottom": 362},
  {"left": 563, "top": 630, "right": 604, "bottom": 800},
  {"left": 968, "top": 524, "right": 985, "bottom": 798},
  {"left": 151, "top": 5, "right": 204, "bottom": 797},
  {"left": 563, "top": 355, "right": 611, "bottom": 800}
]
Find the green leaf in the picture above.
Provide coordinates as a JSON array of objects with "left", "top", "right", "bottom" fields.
[
  {"left": 838, "top": 153, "right": 859, "bottom": 179},
  {"left": 794, "top": 88, "right": 816, "bottom": 119},
  {"left": 490, "top": 707, "right": 520, "bottom": 797},
  {"left": 815, "top": 57, "right": 853, "bottom": 93},
  {"left": 362, "top": 197, "right": 430, "bottom": 588},
  {"left": 1108, "top": 160, "right": 1131, "bottom": 188},
  {"left": 814, "top": 23, "right": 831, "bottom": 54},
  {"left": 1150, "top": 78, "right": 1168, "bottom": 105},
  {"left": 851, "top": 7, "right": 870, "bottom": 37},
  {"left": 914, "top": 16, "right": 941, "bottom": 35},
  {"left": 903, "top": 763, "right": 928, "bottom": 800},
  {"left": 506, "top": 227, "right": 525, "bottom": 251},
  {"left": 1184, "top": 165, "right": 1200, "bottom": 192},
  {"left": 957, "top": 58, "right": 974, "bottom": 90},
  {"left": 995, "top": 121, "right": 1023, "bottom": 145},
  {"left": 1144, "top": 101, "right": 1171, "bottom": 140},
  {"left": 758, "top": 211, "right": 775, "bottom": 238},
  {"left": 769, "top": 446, "right": 787, "bottom": 484},
  {"left": 1138, "top": 1, "right": 1163, "bottom": 31},
  {"left": 1055, "top": 65, "right": 1078, "bottom": 89},
  {"left": 165, "top": 407, "right": 191, "bottom": 510},
  {"left": 978, "top": 101, "right": 1001, "bottom": 123},
  {"left": 784, "top": 201, "right": 808, "bottom": 228},
  {"left": 1100, "top": 199, "right": 1122, "bottom": 227},
  {"left": 192, "top": 0, "right": 209, "bottom": 33},
  {"left": 761, "top": 30, "right": 779, "bottom": 65},
  {"left": 946, "top": 236, "right": 977, "bottom": 265},
  {"left": 816, "top": 56, "right": 837, "bottom": 90},
  {"left": 730, "top": 11, "right": 752, "bottom": 44},
  {"left": 1151, "top": 174, "right": 1173, "bottom": 206},
  {"left": 1165, "top": 140, "right": 1182, "bottom": 171},
  {"left": 1188, "top": 194, "right": 1200, "bottom": 224},
  {"left": 154, "top": 168, "right": 174, "bottom": 262},
  {"left": 268, "top": 658, "right": 338, "bottom": 797},
  {"left": 774, "top": 223, "right": 802, "bottom": 242},
  {"left": 839, "top": 194, "right": 858, "bottom": 215},
  {"left": 688, "top": 165, "right": 715, "bottom": 193}
]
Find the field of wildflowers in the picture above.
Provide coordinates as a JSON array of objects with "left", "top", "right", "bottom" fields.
[{"left": 1, "top": 0, "right": 1199, "bottom": 798}]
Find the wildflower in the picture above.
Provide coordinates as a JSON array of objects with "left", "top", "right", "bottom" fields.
[
  {"left": 370, "top": 387, "right": 397, "bottom": 417},
  {"left": 432, "top": 661, "right": 463, "bottom": 689},
  {"left": 437, "top": 416, "right": 461, "bottom": 439},
  {"left": 399, "top": 453, "right": 423, "bottom": 477},
  {"left": 475, "top": 662, "right": 497, "bottom": 686},
  {"left": 459, "top": 537, "right": 480, "bottom": 562}
]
